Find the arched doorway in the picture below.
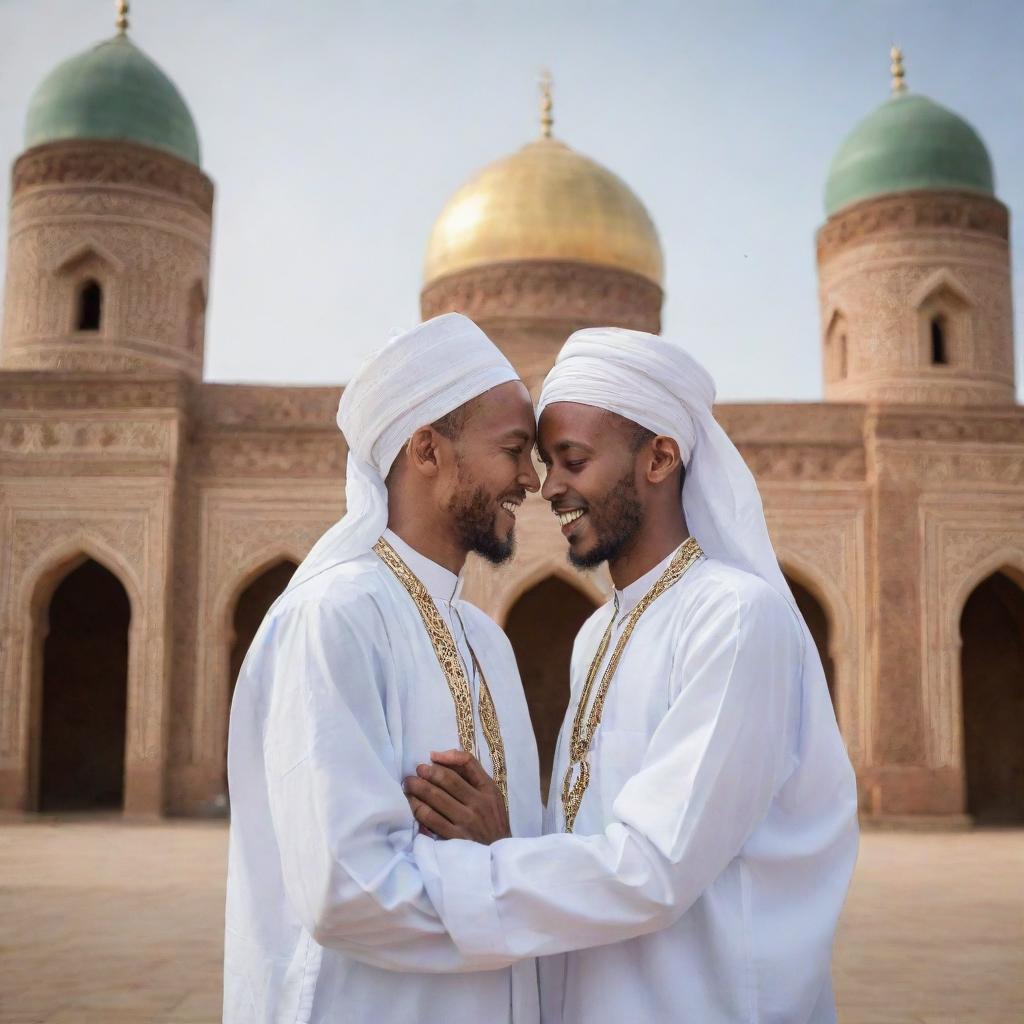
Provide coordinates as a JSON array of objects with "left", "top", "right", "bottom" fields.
[
  {"left": 218, "top": 560, "right": 298, "bottom": 809},
  {"left": 960, "top": 570, "right": 1024, "bottom": 823},
  {"left": 38, "top": 559, "right": 131, "bottom": 811},
  {"left": 505, "top": 576, "right": 597, "bottom": 799},
  {"left": 784, "top": 573, "right": 836, "bottom": 705},
  {"left": 229, "top": 560, "right": 298, "bottom": 700}
]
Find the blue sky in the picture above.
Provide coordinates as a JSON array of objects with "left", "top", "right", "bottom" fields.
[{"left": 1, "top": 0, "right": 1021, "bottom": 400}]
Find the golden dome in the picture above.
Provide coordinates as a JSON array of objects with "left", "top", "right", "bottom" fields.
[{"left": 423, "top": 135, "right": 664, "bottom": 287}]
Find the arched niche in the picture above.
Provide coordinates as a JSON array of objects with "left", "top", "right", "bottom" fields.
[
  {"left": 782, "top": 568, "right": 837, "bottom": 707},
  {"left": 504, "top": 574, "right": 599, "bottom": 799},
  {"left": 912, "top": 271, "right": 973, "bottom": 370},
  {"left": 33, "top": 557, "right": 131, "bottom": 811},
  {"left": 206, "top": 558, "right": 298, "bottom": 813},
  {"left": 228, "top": 559, "right": 298, "bottom": 696},
  {"left": 959, "top": 568, "right": 1024, "bottom": 823},
  {"left": 824, "top": 309, "right": 849, "bottom": 383}
]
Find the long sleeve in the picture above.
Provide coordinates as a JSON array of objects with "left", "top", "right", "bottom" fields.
[
  {"left": 261, "top": 596, "right": 513, "bottom": 973},
  {"left": 414, "top": 580, "right": 804, "bottom": 960}
]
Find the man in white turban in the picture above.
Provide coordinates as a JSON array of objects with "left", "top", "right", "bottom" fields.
[
  {"left": 223, "top": 313, "right": 544, "bottom": 1024},
  {"left": 405, "top": 328, "right": 860, "bottom": 1023}
]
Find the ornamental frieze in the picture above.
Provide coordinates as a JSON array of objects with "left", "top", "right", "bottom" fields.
[
  {"left": 870, "top": 411, "right": 1024, "bottom": 444},
  {"left": 876, "top": 445, "right": 1024, "bottom": 485},
  {"left": 0, "top": 419, "right": 172, "bottom": 459},
  {"left": 421, "top": 260, "right": 662, "bottom": 332},
  {"left": 816, "top": 191, "right": 1009, "bottom": 262},
  {"left": 194, "top": 434, "right": 347, "bottom": 477},
  {"left": 0, "top": 377, "right": 187, "bottom": 411},
  {"left": 12, "top": 140, "right": 214, "bottom": 214},
  {"left": 738, "top": 443, "right": 866, "bottom": 482},
  {"left": 9, "top": 188, "right": 210, "bottom": 240},
  {"left": 199, "top": 385, "right": 343, "bottom": 429}
]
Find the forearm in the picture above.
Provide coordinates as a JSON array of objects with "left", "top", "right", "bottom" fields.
[
  {"left": 273, "top": 756, "right": 515, "bottom": 972},
  {"left": 415, "top": 821, "right": 696, "bottom": 960}
]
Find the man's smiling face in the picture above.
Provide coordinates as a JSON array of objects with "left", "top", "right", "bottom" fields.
[
  {"left": 439, "top": 380, "right": 539, "bottom": 564},
  {"left": 537, "top": 402, "right": 649, "bottom": 569}
]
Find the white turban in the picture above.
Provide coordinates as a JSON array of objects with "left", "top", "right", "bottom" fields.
[
  {"left": 537, "top": 327, "right": 794, "bottom": 611},
  {"left": 287, "top": 313, "right": 519, "bottom": 591}
]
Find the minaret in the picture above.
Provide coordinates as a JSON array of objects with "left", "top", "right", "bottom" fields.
[
  {"left": 420, "top": 74, "right": 663, "bottom": 395},
  {"left": 0, "top": 1, "right": 213, "bottom": 377},
  {"left": 816, "top": 48, "right": 1014, "bottom": 405}
]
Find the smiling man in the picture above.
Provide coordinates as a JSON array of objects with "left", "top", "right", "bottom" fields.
[
  {"left": 407, "top": 328, "right": 860, "bottom": 1024},
  {"left": 224, "top": 313, "right": 543, "bottom": 1023}
]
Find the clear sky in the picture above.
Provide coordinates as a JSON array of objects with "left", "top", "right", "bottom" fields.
[{"left": 1, "top": 0, "right": 1021, "bottom": 400}]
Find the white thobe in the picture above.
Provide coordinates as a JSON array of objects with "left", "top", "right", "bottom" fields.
[
  {"left": 416, "top": 549, "right": 859, "bottom": 1024},
  {"left": 224, "top": 529, "right": 542, "bottom": 1024}
]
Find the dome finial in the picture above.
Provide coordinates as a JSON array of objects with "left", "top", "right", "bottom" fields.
[
  {"left": 115, "top": 0, "right": 129, "bottom": 34},
  {"left": 539, "top": 69, "right": 554, "bottom": 139},
  {"left": 890, "top": 45, "right": 907, "bottom": 94}
]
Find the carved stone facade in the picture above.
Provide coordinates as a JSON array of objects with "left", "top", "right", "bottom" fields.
[
  {"left": 817, "top": 190, "right": 1016, "bottom": 406},
  {"left": 1, "top": 141, "right": 212, "bottom": 378},
  {"left": 1, "top": 134, "right": 1022, "bottom": 826}
]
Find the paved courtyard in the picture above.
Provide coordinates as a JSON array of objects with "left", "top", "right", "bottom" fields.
[{"left": 0, "top": 821, "right": 1021, "bottom": 1023}]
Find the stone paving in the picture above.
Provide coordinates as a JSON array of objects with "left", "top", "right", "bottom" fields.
[{"left": 0, "top": 820, "right": 1021, "bottom": 1023}]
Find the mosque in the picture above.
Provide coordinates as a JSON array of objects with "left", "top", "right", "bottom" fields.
[{"left": 1, "top": 7, "right": 1021, "bottom": 826}]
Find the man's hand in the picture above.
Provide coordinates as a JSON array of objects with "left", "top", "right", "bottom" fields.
[{"left": 404, "top": 749, "right": 511, "bottom": 845}]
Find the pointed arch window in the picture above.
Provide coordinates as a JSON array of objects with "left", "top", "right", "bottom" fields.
[
  {"left": 825, "top": 311, "right": 849, "bottom": 383},
  {"left": 76, "top": 279, "right": 102, "bottom": 332}
]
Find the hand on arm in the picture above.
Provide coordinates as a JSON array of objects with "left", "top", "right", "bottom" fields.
[
  {"left": 413, "top": 584, "right": 803, "bottom": 961},
  {"left": 405, "top": 749, "right": 511, "bottom": 844}
]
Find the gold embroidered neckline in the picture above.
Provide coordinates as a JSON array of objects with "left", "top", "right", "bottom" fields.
[
  {"left": 561, "top": 537, "right": 704, "bottom": 832},
  {"left": 373, "top": 536, "right": 508, "bottom": 806}
]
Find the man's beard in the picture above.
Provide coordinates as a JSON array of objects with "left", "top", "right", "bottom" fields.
[
  {"left": 569, "top": 471, "right": 644, "bottom": 569},
  {"left": 447, "top": 476, "right": 516, "bottom": 566}
]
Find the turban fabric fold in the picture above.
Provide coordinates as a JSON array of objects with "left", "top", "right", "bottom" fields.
[{"left": 287, "top": 313, "right": 519, "bottom": 592}]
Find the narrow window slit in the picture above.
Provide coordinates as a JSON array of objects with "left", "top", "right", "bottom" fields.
[{"left": 77, "top": 280, "right": 102, "bottom": 331}]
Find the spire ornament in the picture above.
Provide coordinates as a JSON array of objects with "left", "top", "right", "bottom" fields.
[
  {"left": 115, "top": 0, "right": 129, "bottom": 34},
  {"left": 890, "top": 45, "right": 907, "bottom": 94},
  {"left": 539, "top": 69, "right": 554, "bottom": 138}
]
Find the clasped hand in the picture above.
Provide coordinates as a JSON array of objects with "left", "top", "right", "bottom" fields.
[{"left": 404, "top": 749, "right": 511, "bottom": 845}]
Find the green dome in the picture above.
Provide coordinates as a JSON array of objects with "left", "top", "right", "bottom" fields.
[
  {"left": 25, "top": 34, "right": 200, "bottom": 166},
  {"left": 825, "top": 92, "right": 993, "bottom": 216}
]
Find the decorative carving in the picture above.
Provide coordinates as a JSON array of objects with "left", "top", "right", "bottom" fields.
[
  {"left": 421, "top": 260, "right": 662, "bottom": 332},
  {"left": 817, "top": 190, "right": 1009, "bottom": 262},
  {"left": 195, "top": 435, "right": 347, "bottom": 477},
  {"left": 0, "top": 418, "right": 172, "bottom": 460},
  {"left": 765, "top": 497, "right": 869, "bottom": 766},
  {"left": 9, "top": 188, "right": 211, "bottom": 240},
  {"left": 919, "top": 498, "right": 1024, "bottom": 769},
  {"left": 739, "top": 443, "right": 866, "bottom": 482},
  {"left": 12, "top": 140, "right": 214, "bottom": 214},
  {"left": 817, "top": 191, "right": 1015, "bottom": 406},
  {"left": 0, "top": 375, "right": 188, "bottom": 411},
  {"left": 190, "top": 488, "right": 343, "bottom": 765},
  {"left": 876, "top": 444, "right": 1024, "bottom": 485},
  {"left": 199, "top": 384, "right": 344, "bottom": 429},
  {"left": 871, "top": 409, "right": 1024, "bottom": 444},
  {"left": 0, "top": 481, "right": 171, "bottom": 808}
]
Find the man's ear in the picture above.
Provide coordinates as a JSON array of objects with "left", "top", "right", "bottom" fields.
[
  {"left": 407, "top": 426, "right": 442, "bottom": 478},
  {"left": 646, "top": 435, "right": 682, "bottom": 485}
]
